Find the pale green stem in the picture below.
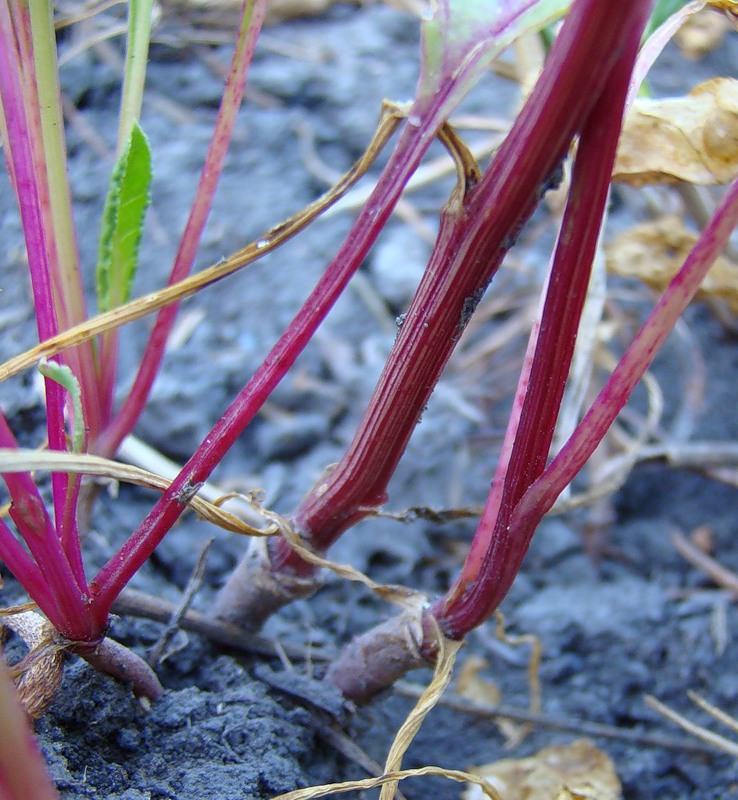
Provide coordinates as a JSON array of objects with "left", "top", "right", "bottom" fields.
[
  {"left": 116, "top": 0, "right": 154, "bottom": 151},
  {"left": 101, "top": 0, "right": 155, "bottom": 419}
]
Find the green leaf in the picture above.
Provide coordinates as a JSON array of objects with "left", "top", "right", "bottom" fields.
[
  {"left": 96, "top": 121, "right": 151, "bottom": 313},
  {"left": 38, "top": 359, "right": 85, "bottom": 453},
  {"left": 418, "top": 0, "right": 571, "bottom": 111}
]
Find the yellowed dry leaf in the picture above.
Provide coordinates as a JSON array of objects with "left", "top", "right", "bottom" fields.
[
  {"left": 0, "top": 448, "right": 277, "bottom": 536},
  {"left": 457, "top": 655, "right": 503, "bottom": 706},
  {"left": 614, "top": 78, "right": 738, "bottom": 186},
  {"left": 676, "top": 9, "right": 734, "bottom": 59},
  {"left": 456, "top": 655, "right": 531, "bottom": 749},
  {"left": 605, "top": 215, "right": 738, "bottom": 312},
  {"left": 464, "top": 739, "right": 622, "bottom": 800}
]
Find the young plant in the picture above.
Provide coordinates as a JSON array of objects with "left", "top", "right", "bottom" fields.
[
  {"left": 0, "top": 0, "right": 268, "bottom": 692},
  {"left": 206, "top": 0, "right": 737, "bottom": 701},
  {"left": 212, "top": 0, "right": 652, "bottom": 638},
  {"left": 0, "top": 0, "right": 733, "bottom": 733}
]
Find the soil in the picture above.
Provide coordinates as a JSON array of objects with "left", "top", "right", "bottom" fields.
[{"left": 1, "top": 4, "right": 738, "bottom": 799}]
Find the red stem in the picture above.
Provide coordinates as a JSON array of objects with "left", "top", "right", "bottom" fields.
[
  {"left": 87, "top": 117, "right": 444, "bottom": 629},
  {"left": 514, "top": 173, "right": 738, "bottom": 535},
  {"left": 0, "top": 417, "right": 89, "bottom": 638},
  {"left": 433, "top": 0, "right": 651, "bottom": 638},
  {"left": 273, "top": 0, "right": 650, "bottom": 577},
  {"left": 0, "top": 516, "right": 59, "bottom": 625}
]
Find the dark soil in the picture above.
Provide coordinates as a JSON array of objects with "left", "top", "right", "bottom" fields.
[{"left": 1, "top": 4, "right": 738, "bottom": 799}]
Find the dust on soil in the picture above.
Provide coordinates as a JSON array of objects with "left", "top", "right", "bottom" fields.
[{"left": 1, "top": 4, "right": 738, "bottom": 799}]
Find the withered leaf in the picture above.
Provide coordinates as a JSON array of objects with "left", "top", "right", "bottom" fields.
[
  {"left": 464, "top": 739, "right": 622, "bottom": 800},
  {"left": 614, "top": 78, "right": 738, "bottom": 186},
  {"left": 675, "top": 9, "right": 734, "bottom": 60},
  {"left": 606, "top": 215, "right": 738, "bottom": 313}
]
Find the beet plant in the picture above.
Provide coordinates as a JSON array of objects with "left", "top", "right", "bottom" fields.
[
  {"left": 0, "top": 0, "right": 268, "bottom": 695},
  {"left": 0, "top": 0, "right": 737, "bottom": 793}
]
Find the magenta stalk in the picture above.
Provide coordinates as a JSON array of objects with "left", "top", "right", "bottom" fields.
[
  {"left": 226, "top": 0, "right": 652, "bottom": 618},
  {"left": 88, "top": 114, "right": 446, "bottom": 631},
  {"left": 328, "top": 0, "right": 652, "bottom": 701},
  {"left": 432, "top": 3, "right": 647, "bottom": 637}
]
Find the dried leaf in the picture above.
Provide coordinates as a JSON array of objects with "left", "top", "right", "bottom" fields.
[
  {"left": 456, "top": 656, "right": 530, "bottom": 749},
  {"left": 605, "top": 215, "right": 738, "bottom": 312},
  {"left": 675, "top": 8, "right": 734, "bottom": 58},
  {"left": 614, "top": 78, "right": 738, "bottom": 185},
  {"left": 1, "top": 611, "right": 64, "bottom": 720},
  {"left": 464, "top": 739, "right": 622, "bottom": 800}
]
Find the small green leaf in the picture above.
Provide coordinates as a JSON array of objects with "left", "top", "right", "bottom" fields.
[
  {"left": 96, "top": 121, "right": 152, "bottom": 313},
  {"left": 38, "top": 359, "right": 85, "bottom": 453}
]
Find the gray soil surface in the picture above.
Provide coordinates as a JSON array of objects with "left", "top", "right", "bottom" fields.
[{"left": 1, "top": 4, "right": 738, "bottom": 799}]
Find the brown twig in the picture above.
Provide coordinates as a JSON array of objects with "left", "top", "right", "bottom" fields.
[
  {"left": 646, "top": 694, "right": 738, "bottom": 759},
  {"left": 147, "top": 539, "right": 214, "bottom": 668},
  {"left": 112, "top": 587, "right": 333, "bottom": 662},
  {"left": 671, "top": 529, "right": 738, "bottom": 596}
]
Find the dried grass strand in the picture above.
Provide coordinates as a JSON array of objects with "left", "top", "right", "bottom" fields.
[
  {"left": 645, "top": 694, "right": 738, "bottom": 759},
  {"left": 0, "top": 449, "right": 276, "bottom": 536},
  {"left": 270, "top": 765, "right": 501, "bottom": 800}
]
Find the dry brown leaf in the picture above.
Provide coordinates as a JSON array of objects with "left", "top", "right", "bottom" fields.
[
  {"left": 614, "top": 78, "right": 738, "bottom": 186},
  {"left": 605, "top": 215, "right": 738, "bottom": 312},
  {"left": 456, "top": 654, "right": 534, "bottom": 749},
  {"left": 464, "top": 739, "right": 622, "bottom": 800},
  {"left": 1, "top": 611, "right": 64, "bottom": 719},
  {"left": 676, "top": 9, "right": 734, "bottom": 59}
]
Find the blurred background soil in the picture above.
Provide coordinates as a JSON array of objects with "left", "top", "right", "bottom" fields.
[{"left": 1, "top": 3, "right": 738, "bottom": 798}]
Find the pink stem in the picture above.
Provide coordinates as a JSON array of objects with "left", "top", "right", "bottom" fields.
[
  {"left": 433, "top": 0, "right": 650, "bottom": 637},
  {"left": 5, "top": 1, "right": 100, "bottom": 437},
  {"left": 273, "top": 0, "right": 650, "bottom": 578},
  {"left": 0, "top": 516, "right": 59, "bottom": 626},
  {"left": 515, "top": 173, "right": 738, "bottom": 532},
  {"left": 0, "top": 9, "right": 89, "bottom": 632}
]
